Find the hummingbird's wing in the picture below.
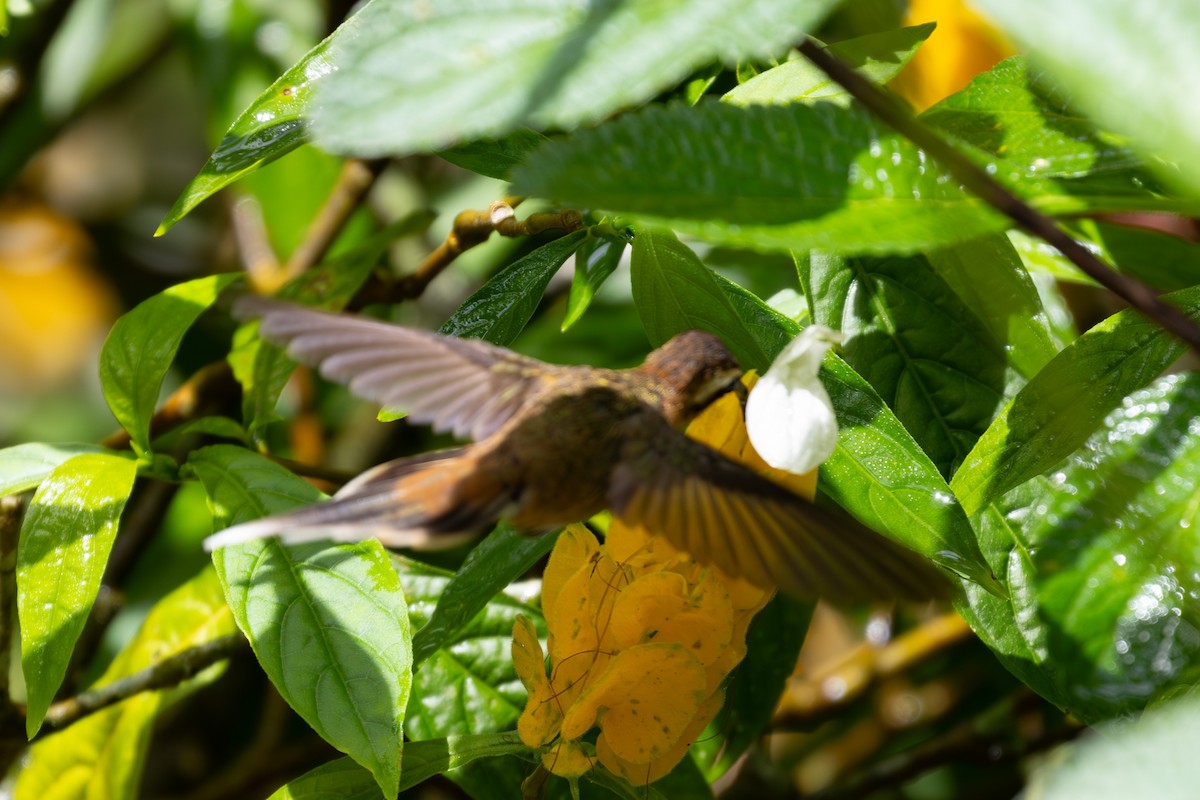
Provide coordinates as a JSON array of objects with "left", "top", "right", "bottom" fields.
[
  {"left": 608, "top": 422, "right": 950, "bottom": 604},
  {"left": 235, "top": 295, "right": 553, "bottom": 441}
]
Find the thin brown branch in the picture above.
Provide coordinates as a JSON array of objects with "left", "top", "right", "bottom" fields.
[
  {"left": 796, "top": 38, "right": 1200, "bottom": 355},
  {"left": 282, "top": 158, "right": 388, "bottom": 281},
  {"left": 39, "top": 633, "right": 247, "bottom": 735},
  {"left": 382, "top": 197, "right": 584, "bottom": 303}
]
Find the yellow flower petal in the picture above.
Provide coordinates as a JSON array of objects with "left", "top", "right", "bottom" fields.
[
  {"left": 596, "top": 688, "right": 727, "bottom": 785},
  {"left": 512, "top": 616, "right": 561, "bottom": 747},
  {"left": 608, "top": 570, "right": 734, "bottom": 668},
  {"left": 542, "top": 524, "right": 599, "bottom": 621},
  {"left": 541, "top": 739, "right": 594, "bottom": 779},
  {"left": 560, "top": 643, "right": 707, "bottom": 764}
]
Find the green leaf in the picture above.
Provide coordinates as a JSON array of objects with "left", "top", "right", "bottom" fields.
[
  {"left": 157, "top": 34, "right": 336, "bottom": 234},
  {"left": 311, "top": 0, "right": 841, "bottom": 157},
  {"left": 803, "top": 251, "right": 1009, "bottom": 478},
  {"left": 192, "top": 445, "right": 411, "bottom": 799},
  {"left": 724, "top": 23, "right": 935, "bottom": 106},
  {"left": 630, "top": 229, "right": 773, "bottom": 370},
  {"left": 267, "top": 734, "right": 531, "bottom": 800},
  {"left": 439, "top": 230, "right": 588, "bottom": 345},
  {"left": 514, "top": 102, "right": 1006, "bottom": 256},
  {"left": 1083, "top": 219, "right": 1200, "bottom": 292},
  {"left": 0, "top": 442, "right": 107, "bottom": 496},
  {"left": 1032, "top": 374, "right": 1200, "bottom": 720},
  {"left": 693, "top": 594, "right": 813, "bottom": 780},
  {"left": 396, "top": 555, "right": 541, "bottom": 740},
  {"left": 562, "top": 234, "right": 627, "bottom": 331},
  {"left": 411, "top": 523, "right": 558, "bottom": 666},
  {"left": 949, "top": 283, "right": 1200, "bottom": 515},
  {"left": 963, "top": 376, "right": 1200, "bottom": 722},
  {"left": 18, "top": 452, "right": 138, "bottom": 737},
  {"left": 922, "top": 57, "right": 1140, "bottom": 182},
  {"left": 971, "top": 0, "right": 1200, "bottom": 198},
  {"left": 100, "top": 274, "right": 241, "bottom": 457},
  {"left": 819, "top": 354, "right": 998, "bottom": 592},
  {"left": 923, "top": 234, "right": 1059, "bottom": 379},
  {"left": 439, "top": 129, "right": 550, "bottom": 180},
  {"left": 14, "top": 567, "right": 235, "bottom": 800}
]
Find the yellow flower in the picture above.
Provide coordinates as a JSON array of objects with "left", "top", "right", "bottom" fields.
[{"left": 513, "top": 373, "right": 797, "bottom": 786}]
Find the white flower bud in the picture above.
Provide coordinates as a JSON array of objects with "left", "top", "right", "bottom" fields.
[{"left": 745, "top": 325, "right": 841, "bottom": 474}]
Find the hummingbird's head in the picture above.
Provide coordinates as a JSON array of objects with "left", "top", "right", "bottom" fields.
[{"left": 641, "top": 330, "right": 742, "bottom": 427}]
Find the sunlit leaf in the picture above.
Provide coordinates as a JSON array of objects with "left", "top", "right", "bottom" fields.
[
  {"left": 971, "top": 0, "right": 1200, "bottom": 197},
  {"left": 191, "top": 445, "right": 411, "bottom": 799},
  {"left": 950, "top": 284, "right": 1200, "bottom": 515},
  {"left": 724, "top": 23, "right": 935, "bottom": 107},
  {"left": 311, "top": 0, "right": 841, "bottom": 157},
  {"left": 0, "top": 442, "right": 107, "bottom": 496},
  {"left": 14, "top": 568, "right": 235, "bottom": 800},
  {"left": 18, "top": 452, "right": 138, "bottom": 737},
  {"left": 563, "top": 233, "right": 627, "bottom": 331},
  {"left": 516, "top": 102, "right": 1005, "bottom": 256},
  {"left": 100, "top": 274, "right": 240, "bottom": 456}
]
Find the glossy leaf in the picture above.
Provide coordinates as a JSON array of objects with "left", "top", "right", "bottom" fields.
[
  {"left": 515, "top": 102, "right": 1005, "bottom": 256},
  {"left": 818, "top": 354, "right": 998, "bottom": 592},
  {"left": 396, "top": 555, "right": 541, "bottom": 742},
  {"left": 563, "top": 233, "right": 627, "bottom": 331},
  {"left": 922, "top": 57, "right": 1140, "bottom": 182},
  {"left": 100, "top": 274, "right": 240, "bottom": 456},
  {"left": 158, "top": 35, "right": 336, "bottom": 233},
  {"left": 439, "top": 230, "right": 588, "bottom": 345},
  {"left": 18, "top": 452, "right": 138, "bottom": 737},
  {"left": 411, "top": 523, "right": 559, "bottom": 666},
  {"left": 972, "top": 0, "right": 1200, "bottom": 197},
  {"left": 0, "top": 442, "right": 107, "bottom": 496},
  {"left": 192, "top": 445, "right": 411, "bottom": 799},
  {"left": 311, "top": 0, "right": 840, "bottom": 157},
  {"left": 923, "top": 234, "right": 1059, "bottom": 378},
  {"left": 1032, "top": 375, "right": 1200, "bottom": 720},
  {"left": 964, "top": 376, "right": 1200, "bottom": 722},
  {"left": 950, "top": 284, "right": 1200, "bottom": 515},
  {"left": 439, "top": 129, "right": 550, "bottom": 180},
  {"left": 14, "top": 567, "right": 236, "bottom": 800},
  {"left": 267, "top": 734, "right": 530, "bottom": 800},
  {"left": 631, "top": 229, "right": 773, "bottom": 370},
  {"left": 724, "top": 23, "right": 935, "bottom": 107},
  {"left": 803, "top": 250, "right": 1009, "bottom": 477}
]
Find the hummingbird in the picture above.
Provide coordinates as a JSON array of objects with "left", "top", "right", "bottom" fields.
[{"left": 204, "top": 295, "right": 947, "bottom": 603}]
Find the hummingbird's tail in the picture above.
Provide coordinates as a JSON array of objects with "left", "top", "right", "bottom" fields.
[{"left": 202, "top": 447, "right": 515, "bottom": 551}]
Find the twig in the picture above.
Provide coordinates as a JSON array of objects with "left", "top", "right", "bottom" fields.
[
  {"left": 774, "top": 613, "right": 974, "bottom": 730},
  {"left": 282, "top": 158, "right": 388, "bottom": 284},
  {"left": 380, "top": 197, "right": 584, "bottom": 303},
  {"left": 796, "top": 38, "right": 1200, "bottom": 355},
  {"left": 40, "top": 633, "right": 247, "bottom": 734}
]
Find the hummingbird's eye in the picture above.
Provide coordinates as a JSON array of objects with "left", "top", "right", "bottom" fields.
[{"left": 691, "top": 368, "right": 743, "bottom": 409}]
